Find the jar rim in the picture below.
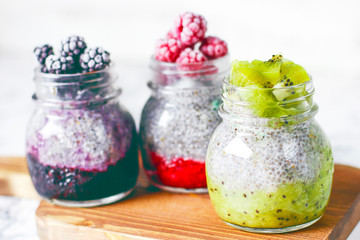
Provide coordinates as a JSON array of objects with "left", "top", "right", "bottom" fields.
[
  {"left": 34, "top": 63, "right": 115, "bottom": 81},
  {"left": 32, "top": 64, "right": 121, "bottom": 109},
  {"left": 150, "top": 54, "right": 230, "bottom": 67},
  {"left": 221, "top": 74, "right": 315, "bottom": 104},
  {"left": 149, "top": 54, "right": 230, "bottom": 75},
  {"left": 219, "top": 74, "right": 317, "bottom": 124},
  {"left": 222, "top": 74, "right": 313, "bottom": 92},
  {"left": 149, "top": 55, "right": 231, "bottom": 88}
]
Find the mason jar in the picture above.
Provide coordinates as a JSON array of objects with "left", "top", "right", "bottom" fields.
[
  {"left": 26, "top": 67, "right": 139, "bottom": 207},
  {"left": 206, "top": 76, "right": 334, "bottom": 233},
  {"left": 140, "top": 56, "right": 230, "bottom": 193}
]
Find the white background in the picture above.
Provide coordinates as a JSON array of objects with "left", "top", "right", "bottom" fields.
[{"left": 0, "top": 0, "right": 359, "bottom": 238}]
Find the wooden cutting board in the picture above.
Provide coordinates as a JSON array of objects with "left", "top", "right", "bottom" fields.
[{"left": 1, "top": 157, "right": 360, "bottom": 239}]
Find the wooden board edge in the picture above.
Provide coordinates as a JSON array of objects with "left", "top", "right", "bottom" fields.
[{"left": 328, "top": 194, "right": 360, "bottom": 240}]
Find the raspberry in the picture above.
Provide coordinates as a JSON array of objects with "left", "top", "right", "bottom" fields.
[
  {"left": 155, "top": 38, "right": 182, "bottom": 62},
  {"left": 200, "top": 36, "right": 228, "bottom": 59},
  {"left": 34, "top": 44, "right": 53, "bottom": 65},
  {"left": 80, "top": 47, "right": 111, "bottom": 73},
  {"left": 45, "top": 54, "right": 76, "bottom": 74},
  {"left": 166, "top": 30, "right": 177, "bottom": 39},
  {"left": 173, "top": 12, "right": 207, "bottom": 47},
  {"left": 175, "top": 48, "right": 218, "bottom": 77},
  {"left": 60, "top": 35, "right": 87, "bottom": 59},
  {"left": 175, "top": 48, "right": 220, "bottom": 77},
  {"left": 176, "top": 48, "right": 207, "bottom": 64}
]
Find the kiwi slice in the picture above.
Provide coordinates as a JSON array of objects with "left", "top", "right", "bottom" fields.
[
  {"left": 281, "top": 63, "right": 310, "bottom": 85},
  {"left": 230, "top": 55, "right": 309, "bottom": 88},
  {"left": 229, "top": 55, "right": 311, "bottom": 118},
  {"left": 251, "top": 59, "right": 282, "bottom": 87},
  {"left": 273, "top": 76, "right": 304, "bottom": 102},
  {"left": 230, "top": 60, "right": 266, "bottom": 87}
]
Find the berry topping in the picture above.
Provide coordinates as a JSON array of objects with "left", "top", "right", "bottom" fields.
[
  {"left": 176, "top": 48, "right": 207, "bottom": 64},
  {"left": 200, "top": 36, "right": 228, "bottom": 59},
  {"left": 155, "top": 38, "right": 182, "bottom": 62},
  {"left": 80, "top": 47, "right": 111, "bottom": 73},
  {"left": 173, "top": 12, "right": 207, "bottom": 47},
  {"left": 34, "top": 36, "right": 111, "bottom": 74},
  {"left": 34, "top": 44, "right": 53, "bottom": 65},
  {"left": 166, "top": 29, "right": 177, "bottom": 39},
  {"left": 45, "top": 54, "right": 75, "bottom": 74},
  {"left": 60, "top": 35, "right": 87, "bottom": 59}
]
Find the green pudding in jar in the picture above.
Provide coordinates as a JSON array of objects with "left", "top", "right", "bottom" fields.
[{"left": 206, "top": 55, "right": 334, "bottom": 232}]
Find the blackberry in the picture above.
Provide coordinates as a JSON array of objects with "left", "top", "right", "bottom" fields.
[
  {"left": 60, "top": 35, "right": 87, "bottom": 59},
  {"left": 34, "top": 44, "right": 53, "bottom": 65},
  {"left": 80, "top": 47, "right": 110, "bottom": 73},
  {"left": 45, "top": 54, "right": 76, "bottom": 74},
  {"left": 40, "top": 65, "right": 49, "bottom": 73}
]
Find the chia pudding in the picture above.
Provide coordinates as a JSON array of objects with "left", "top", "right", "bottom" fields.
[
  {"left": 140, "top": 79, "right": 224, "bottom": 191},
  {"left": 140, "top": 12, "right": 230, "bottom": 192},
  {"left": 206, "top": 55, "right": 334, "bottom": 232},
  {"left": 27, "top": 38, "right": 138, "bottom": 207}
]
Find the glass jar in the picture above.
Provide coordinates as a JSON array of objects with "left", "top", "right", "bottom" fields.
[
  {"left": 140, "top": 56, "right": 230, "bottom": 193},
  {"left": 26, "top": 67, "right": 139, "bottom": 207},
  {"left": 206, "top": 76, "right": 334, "bottom": 233}
]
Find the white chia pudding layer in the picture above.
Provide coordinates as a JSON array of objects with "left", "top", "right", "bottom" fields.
[
  {"left": 206, "top": 119, "right": 333, "bottom": 192},
  {"left": 140, "top": 86, "right": 221, "bottom": 162},
  {"left": 26, "top": 103, "right": 135, "bottom": 171}
]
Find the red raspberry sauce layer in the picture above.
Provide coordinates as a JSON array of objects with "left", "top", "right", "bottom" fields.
[{"left": 150, "top": 152, "right": 207, "bottom": 189}]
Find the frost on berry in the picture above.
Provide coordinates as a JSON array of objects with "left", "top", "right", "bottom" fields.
[
  {"left": 200, "top": 36, "right": 228, "bottom": 59},
  {"left": 45, "top": 54, "right": 75, "bottom": 74},
  {"left": 34, "top": 44, "right": 53, "bottom": 65},
  {"left": 176, "top": 48, "right": 207, "bottom": 64},
  {"left": 166, "top": 30, "right": 177, "bottom": 39},
  {"left": 80, "top": 47, "right": 111, "bottom": 73},
  {"left": 155, "top": 38, "right": 182, "bottom": 62},
  {"left": 173, "top": 12, "right": 207, "bottom": 47},
  {"left": 60, "top": 35, "right": 87, "bottom": 58},
  {"left": 175, "top": 48, "right": 219, "bottom": 76}
]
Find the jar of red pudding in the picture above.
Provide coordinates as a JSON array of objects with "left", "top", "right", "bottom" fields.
[
  {"left": 26, "top": 67, "right": 139, "bottom": 207},
  {"left": 140, "top": 56, "right": 230, "bottom": 193}
]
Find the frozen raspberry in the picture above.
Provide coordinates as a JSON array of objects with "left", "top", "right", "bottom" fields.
[
  {"left": 173, "top": 12, "right": 207, "bottom": 47},
  {"left": 166, "top": 30, "right": 177, "bottom": 39},
  {"left": 200, "top": 36, "right": 228, "bottom": 59},
  {"left": 175, "top": 48, "right": 217, "bottom": 76},
  {"left": 155, "top": 38, "right": 182, "bottom": 63},
  {"left": 176, "top": 48, "right": 207, "bottom": 64}
]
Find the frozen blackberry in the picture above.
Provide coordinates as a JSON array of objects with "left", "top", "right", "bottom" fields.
[
  {"left": 80, "top": 47, "right": 110, "bottom": 73},
  {"left": 45, "top": 54, "right": 76, "bottom": 74},
  {"left": 60, "top": 35, "right": 87, "bottom": 59},
  {"left": 34, "top": 44, "right": 54, "bottom": 65}
]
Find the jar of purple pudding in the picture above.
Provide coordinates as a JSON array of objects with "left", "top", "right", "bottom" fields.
[{"left": 26, "top": 67, "right": 139, "bottom": 207}]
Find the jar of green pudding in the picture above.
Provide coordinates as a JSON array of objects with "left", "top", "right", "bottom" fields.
[{"left": 206, "top": 57, "right": 334, "bottom": 233}]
